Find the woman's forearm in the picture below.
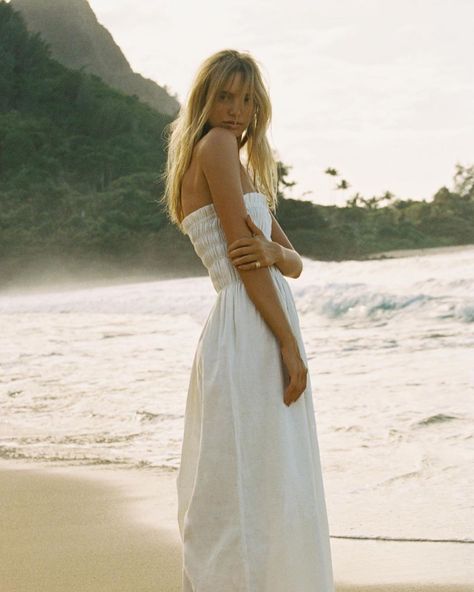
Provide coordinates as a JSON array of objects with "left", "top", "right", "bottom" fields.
[
  {"left": 238, "top": 267, "right": 298, "bottom": 349},
  {"left": 274, "top": 243, "right": 303, "bottom": 279}
]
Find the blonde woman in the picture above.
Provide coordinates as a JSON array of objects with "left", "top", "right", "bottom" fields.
[{"left": 161, "top": 49, "right": 334, "bottom": 591}]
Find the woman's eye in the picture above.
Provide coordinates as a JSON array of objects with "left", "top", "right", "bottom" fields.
[{"left": 218, "top": 93, "right": 250, "bottom": 102}]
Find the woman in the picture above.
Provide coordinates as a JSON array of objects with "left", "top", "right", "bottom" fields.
[{"left": 161, "top": 49, "right": 335, "bottom": 592}]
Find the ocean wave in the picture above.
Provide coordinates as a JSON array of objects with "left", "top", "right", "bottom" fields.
[
  {"left": 0, "top": 445, "right": 129, "bottom": 466},
  {"left": 296, "top": 283, "right": 430, "bottom": 318},
  {"left": 330, "top": 534, "right": 474, "bottom": 544},
  {"left": 295, "top": 283, "right": 473, "bottom": 323},
  {"left": 0, "top": 446, "right": 177, "bottom": 473},
  {"left": 135, "top": 410, "right": 182, "bottom": 423},
  {"left": 9, "top": 433, "right": 143, "bottom": 445},
  {"left": 455, "top": 302, "right": 474, "bottom": 322},
  {"left": 414, "top": 413, "right": 463, "bottom": 427}
]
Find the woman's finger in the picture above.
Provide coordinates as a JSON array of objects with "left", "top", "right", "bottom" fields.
[
  {"left": 227, "top": 237, "right": 252, "bottom": 252},
  {"left": 245, "top": 214, "right": 263, "bottom": 234},
  {"left": 236, "top": 260, "right": 262, "bottom": 270},
  {"left": 229, "top": 245, "right": 253, "bottom": 258},
  {"left": 233, "top": 255, "right": 261, "bottom": 266}
]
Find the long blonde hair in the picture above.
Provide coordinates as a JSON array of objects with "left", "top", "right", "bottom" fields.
[{"left": 159, "top": 49, "right": 279, "bottom": 231}]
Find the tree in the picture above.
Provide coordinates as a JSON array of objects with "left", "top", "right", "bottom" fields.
[
  {"left": 453, "top": 163, "right": 474, "bottom": 197},
  {"left": 324, "top": 166, "right": 351, "bottom": 201},
  {"left": 346, "top": 192, "right": 363, "bottom": 208},
  {"left": 276, "top": 159, "right": 297, "bottom": 197}
]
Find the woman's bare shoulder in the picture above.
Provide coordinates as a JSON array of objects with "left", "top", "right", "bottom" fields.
[
  {"left": 197, "top": 127, "right": 238, "bottom": 158},
  {"left": 198, "top": 128, "right": 241, "bottom": 194}
]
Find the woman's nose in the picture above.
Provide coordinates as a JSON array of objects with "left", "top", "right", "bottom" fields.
[{"left": 229, "top": 99, "right": 244, "bottom": 115}]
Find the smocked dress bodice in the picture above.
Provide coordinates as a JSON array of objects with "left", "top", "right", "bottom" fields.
[{"left": 181, "top": 192, "right": 273, "bottom": 293}]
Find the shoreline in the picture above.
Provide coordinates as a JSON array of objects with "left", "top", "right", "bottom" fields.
[
  {"left": 365, "top": 243, "right": 474, "bottom": 260},
  {"left": 1, "top": 458, "right": 473, "bottom": 591},
  {"left": 1, "top": 243, "right": 472, "bottom": 296}
]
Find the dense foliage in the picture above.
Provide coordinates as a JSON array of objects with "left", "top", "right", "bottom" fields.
[
  {"left": 278, "top": 179, "right": 474, "bottom": 261},
  {"left": 0, "top": 2, "right": 472, "bottom": 287}
]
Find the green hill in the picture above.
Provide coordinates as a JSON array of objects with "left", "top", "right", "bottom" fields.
[
  {"left": 9, "top": 0, "right": 179, "bottom": 117},
  {"left": 0, "top": 1, "right": 190, "bottom": 287}
]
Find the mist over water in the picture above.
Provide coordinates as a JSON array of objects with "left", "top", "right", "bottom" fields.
[{"left": 1, "top": 245, "right": 473, "bottom": 544}]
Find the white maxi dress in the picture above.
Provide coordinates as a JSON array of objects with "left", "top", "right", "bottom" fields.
[{"left": 176, "top": 191, "right": 335, "bottom": 592}]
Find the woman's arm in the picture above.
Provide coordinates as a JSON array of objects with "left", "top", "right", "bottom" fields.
[
  {"left": 199, "top": 126, "right": 308, "bottom": 406},
  {"left": 270, "top": 213, "right": 303, "bottom": 279},
  {"left": 275, "top": 245, "right": 303, "bottom": 279},
  {"left": 226, "top": 212, "right": 303, "bottom": 278},
  {"left": 199, "top": 127, "right": 297, "bottom": 349}
]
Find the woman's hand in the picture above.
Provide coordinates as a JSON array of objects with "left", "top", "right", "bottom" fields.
[
  {"left": 280, "top": 339, "right": 308, "bottom": 406},
  {"left": 227, "top": 214, "right": 281, "bottom": 271}
]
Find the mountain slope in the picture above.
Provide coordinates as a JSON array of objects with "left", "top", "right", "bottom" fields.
[{"left": 9, "top": 0, "right": 180, "bottom": 117}]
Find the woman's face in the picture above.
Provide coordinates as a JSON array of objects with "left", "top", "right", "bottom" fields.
[{"left": 206, "top": 71, "right": 254, "bottom": 139}]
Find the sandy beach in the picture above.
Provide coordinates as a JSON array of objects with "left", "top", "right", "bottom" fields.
[{"left": 1, "top": 459, "right": 473, "bottom": 592}]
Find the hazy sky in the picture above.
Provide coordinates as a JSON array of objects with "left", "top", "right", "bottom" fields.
[{"left": 87, "top": 0, "right": 473, "bottom": 205}]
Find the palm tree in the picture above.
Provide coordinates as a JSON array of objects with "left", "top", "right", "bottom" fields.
[
  {"left": 336, "top": 179, "right": 350, "bottom": 190},
  {"left": 453, "top": 162, "right": 474, "bottom": 197},
  {"left": 324, "top": 166, "right": 351, "bottom": 202},
  {"left": 346, "top": 192, "right": 363, "bottom": 208},
  {"left": 276, "top": 159, "right": 297, "bottom": 198}
]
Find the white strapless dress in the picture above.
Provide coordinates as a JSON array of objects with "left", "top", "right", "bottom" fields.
[{"left": 177, "top": 191, "right": 335, "bottom": 591}]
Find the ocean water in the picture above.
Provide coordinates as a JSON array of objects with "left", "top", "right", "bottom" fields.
[{"left": 1, "top": 245, "right": 473, "bottom": 545}]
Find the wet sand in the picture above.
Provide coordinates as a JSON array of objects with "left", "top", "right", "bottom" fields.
[{"left": 0, "top": 459, "right": 472, "bottom": 591}]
